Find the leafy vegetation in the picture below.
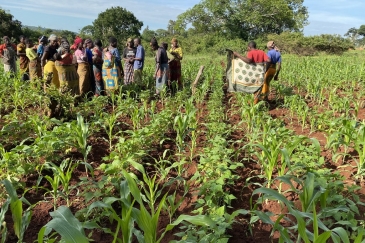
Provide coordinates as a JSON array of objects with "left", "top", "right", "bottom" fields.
[{"left": 1, "top": 49, "right": 365, "bottom": 243}]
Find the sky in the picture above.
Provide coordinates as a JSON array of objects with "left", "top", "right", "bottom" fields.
[{"left": 0, "top": 0, "right": 364, "bottom": 36}]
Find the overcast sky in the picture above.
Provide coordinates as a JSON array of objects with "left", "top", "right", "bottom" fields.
[{"left": 1, "top": 0, "right": 364, "bottom": 36}]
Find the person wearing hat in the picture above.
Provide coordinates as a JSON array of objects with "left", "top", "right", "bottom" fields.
[
  {"left": 41, "top": 34, "right": 60, "bottom": 89},
  {"left": 74, "top": 37, "right": 92, "bottom": 96},
  {"left": 169, "top": 38, "right": 183, "bottom": 90},
  {"left": 263, "top": 41, "right": 282, "bottom": 101},
  {"left": 122, "top": 38, "right": 136, "bottom": 85},
  {"left": 54, "top": 38, "right": 79, "bottom": 95},
  {"left": 0, "top": 36, "right": 17, "bottom": 75},
  {"left": 37, "top": 36, "right": 48, "bottom": 58}
]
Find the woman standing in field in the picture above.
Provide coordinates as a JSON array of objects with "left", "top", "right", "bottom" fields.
[
  {"left": 54, "top": 38, "right": 79, "bottom": 95},
  {"left": 92, "top": 39, "right": 104, "bottom": 96},
  {"left": 263, "top": 41, "right": 282, "bottom": 102},
  {"left": 84, "top": 39, "right": 95, "bottom": 95},
  {"left": 37, "top": 36, "right": 47, "bottom": 58},
  {"left": 74, "top": 37, "right": 91, "bottom": 96},
  {"left": 151, "top": 37, "right": 169, "bottom": 96},
  {"left": 25, "top": 38, "right": 42, "bottom": 80},
  {"left": 0, "top": 36, "right": 17, "bottom": 75},
  {"left": 102, "top": 37, "right": 122, "bottom": 93},
  {"left": 169, "top": 38, "right": 183, "bottom": 89},
  {"left": 17, "top": 35, "right": 30, "bottom": 81},
  {"left": 41, "top": 34, "right": 60, "bottom": 89},
  {"left": 122, "top": 38, "right": 136, "bottom": 85}
]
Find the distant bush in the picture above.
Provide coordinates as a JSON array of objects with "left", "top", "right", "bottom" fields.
[
  {"left": 135, "top": 32, "right": 353, "bottom": 57},
  {"left": 267, "top": 32, "right": 353, "bottom": 55}
]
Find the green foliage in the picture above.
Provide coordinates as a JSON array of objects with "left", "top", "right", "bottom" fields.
[
  {"left": 2, "top": 179, "right": 32, "bottom": 243},
  {"left": 0, "top": 8, "right": 22, "bottom": 39},
  {"left": 38, "top": 206, "right": 94, "bottom": 243},
  {"left": 92, "top": 6, "right": 143, "bottom": 44},
  {"left": 21, "top": 27, "right": 43, "bottom": 42},
  {"left": 268, "top": 32, "right": 353, "bottom": 55},
  {"left": 175, "top": 0, "right": 308, "bottom": 40}
]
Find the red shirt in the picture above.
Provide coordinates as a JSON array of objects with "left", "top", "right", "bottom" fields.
[
  {"left": 0, "top": 43, "right": 17, "bottom": 57},
  {"left": 247, "top": 49, "right": 269, "bottom": 63}
]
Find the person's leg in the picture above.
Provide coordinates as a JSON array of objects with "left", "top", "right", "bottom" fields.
[{"left": 262, "top": 67, "right": 276, "bottom": 101}]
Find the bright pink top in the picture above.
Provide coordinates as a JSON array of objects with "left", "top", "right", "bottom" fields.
[{"left": 74, "top": 49, "right": 87, "bottom": 63}]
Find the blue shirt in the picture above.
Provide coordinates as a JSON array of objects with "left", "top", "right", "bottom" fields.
[
  {"left": 134, "top": 45, "right": 145, "bottom": 70},
  {"left": 37, "top": 45, "right": 44, "bottom": 57},
  {"left": 267, "top": 49, "right": 282, "bottom": 64},
  {"left": 86, "top": 48, "right": 93, "bottom": 65},
  {"left": 110, "top": 47, "right": 121, "bottom": 67}
]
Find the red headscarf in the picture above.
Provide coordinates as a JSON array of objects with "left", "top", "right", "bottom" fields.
[{"left": 74, "top": 36, "right": 83, "bottom": 47}]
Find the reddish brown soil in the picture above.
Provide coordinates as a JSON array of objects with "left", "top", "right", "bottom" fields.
[{"left": 3, "top": 82, "right": 365, "bottom": 243}]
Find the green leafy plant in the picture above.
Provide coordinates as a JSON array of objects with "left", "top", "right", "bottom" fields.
[
  {"left": 38, "top": 206, "right": 95, "bottom": 243},
  {"left": 2, "top": 179, "right": 32, "bottom": 243}
]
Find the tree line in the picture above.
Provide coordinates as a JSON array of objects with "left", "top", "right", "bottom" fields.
[{"left": 1, "top": 0, "right": 360, "bottom": 56}]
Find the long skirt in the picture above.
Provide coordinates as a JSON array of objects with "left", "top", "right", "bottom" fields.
[
  {"left": 78, "top": 62, "right": 91, "bottom": 96},
  {"left": 93, "top": 64, "right": 103, "bottom": 95},
  {"left": 262, "top": 64, "right": 277, "bottom": 98},
  {"left": 124, "top": 62, "right": 134, "bottom": 84},
  {"left": 156, "top": 63, "right": 169, "bottom": 93},
  {"left": 44, "top": 61, "right": 60, "bottom": 88},
  {"left": 169, "top": 59, "right": 181, "bottom": 86},
  {"left": 29, "top": 59, "right": 42, "bottom": 80},
  {"left": 254, "top": 64, "right": 276, "bottom": 103},
  {"left": 19, "top": 56, "right": 30, "bottom": 81},
  {"left": 55, "top": 62, "right": 79, "bottom": 95}
]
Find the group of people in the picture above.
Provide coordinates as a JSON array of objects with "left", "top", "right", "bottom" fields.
[
  {"left": 0, "top": 35, "right": 184, "bottom": 97},
  {"left": 0, "top": 34, "right": 280, "bottom": 105},
  {"left": 233, "top": 40, "right": 282, "bottom": 104}
]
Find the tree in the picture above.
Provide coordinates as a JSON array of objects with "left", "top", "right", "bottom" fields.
[
  {"left": 0, "top": 8, "right": 22, "bottom": 39},
  {"left": 141, "top": 26, "right": 155, "bottom": 42},
  {"left": 155, "top": 29, "right": 169, "bottom": 38},
  {"left": 167, "top": 20, "right": 177, "bottom": 35},
  {"left": 79, "top": 25, "right": 95, "bottom": 39},
  {"left": 358, "top": 25, "right": 365, "bottom": 37},
  {"left": 22, "top": 27, "right": 43, "bottom": 41},
  {"left": 175, "top": 0, "right": 308, "bottom": 40},
  {"left": 93, "top": 7, "right": 143, "bottom": 44},
  {"left": 345, "top": 27, "right": 359, "bottom": 43},
  {"left": 58, "top": 30, "right": 77, "bottom": 43}
]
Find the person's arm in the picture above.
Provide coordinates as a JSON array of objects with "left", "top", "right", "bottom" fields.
[
  {"left": 173, "top": 47, "right": 183, "bottom": 60},
  {"left": 233, "top": 51, "right": 252, "bottom": 64},
  {"left": 0, "top": 45, "right": 4, "bottom": 58},
  {"left": 263, "top": 52, "right": 271, "bottom": 73},
  {"left": 134, "top": 47, "right": 142, "bottom": 61},
  {"left": 154, "top": 49, "right": 161, "bottom": 78},
  {"left": 41, "top": 50, "right": 49, "bottom": 67}
]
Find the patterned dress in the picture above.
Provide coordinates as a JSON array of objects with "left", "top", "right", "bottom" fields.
[
  {"left": 17, "top": 43, "right": 30, "bottom": 80},
  {"left": 168, "top": 46, "right": 183, "bottom": 86},
  {"left": 92, "top": 46, "right": 104, "bottom": 95}
]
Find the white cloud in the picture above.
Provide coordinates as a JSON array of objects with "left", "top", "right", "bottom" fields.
[{"left": 2, "top": 0, "right": 197, "bottom": 29}]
